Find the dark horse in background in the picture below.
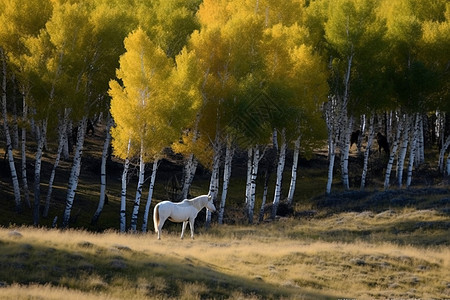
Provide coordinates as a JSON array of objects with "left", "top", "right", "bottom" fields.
[{"left": 376, "top": 132, "right": 390, "bottom": 155}]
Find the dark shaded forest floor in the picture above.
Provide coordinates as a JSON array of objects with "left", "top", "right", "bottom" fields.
[{"left": 0, "top": 122, "right": 449, "bottom": 233}]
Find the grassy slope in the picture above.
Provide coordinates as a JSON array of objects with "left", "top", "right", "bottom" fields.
[{"left": 0, "top": 213, "right": 449, "bottom": 299}]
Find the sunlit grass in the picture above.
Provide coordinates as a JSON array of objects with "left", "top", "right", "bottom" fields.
[{"left": 1, "top": 208, "right": 449, "bottom": 299}]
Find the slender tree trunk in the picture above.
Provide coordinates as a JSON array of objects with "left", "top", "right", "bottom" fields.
[
  {"left": 258, "top": 168, "right": 270, "bottom": 223},
  {"left": 142, "top": 159, "right": 159, "bottom": 233},
  {"left": 130, "top": 141, "right": 145, "bottom": 232},
  {"left": 1, "top": 48, "right": 21, "bottom": 211},
  {"left": 33, "top": 119, "right": 48, "bottom": 226},
  {"left": 120, "top": 139, "right": 131, "bottom": 232},
  {"left": 438, "top": 135, "right": 450, "bottom": 173},
  {"left": 21, "top": 91, "right": 30, "bottom": 208},
  {"left": 360, "top": 116, "right": 374, "bottom": 191},
  {"left": 406, "top": 114, "right": 420, "bottom": 187},
  {"left": 287, "top": 135, "right": 301, "bottom": 205},
  {"left": 248, "top": 145, "right": 260, "bottom": 224},
  {"left": 397, "top": 116, "right": 410, "bottom": 188},
  {"left": 245, "top": 147, "right": 253, "bottom": 206},
  {"left": 181, "top": 153, "right": 198, "bottom": 200},
  {"left": 43, "top": 113, "right": 68, "bottom": 218},
  {"left": 63, "top": 122, "right": 70, "bottom": 160},
  {"left": 417, "top": 115, "right": 425, "bottom": 165},
  {"left": 341, "top": 117, "right": 353, "bottom": 190},
  {"left": 271, "top": 128, "right": 287, "bottom": 219},
  {"left": 11, "top": 76, "right": 19, "bottom": 149},
  {"left": 206, "top": 138, "right": 221, "bottom": 228},
  {"left": 326, "top": 135, "right": 336, "bottom": 195},
  {"left": 62, "top": 116, "right": 87, "bottom": 228},
  {"left": 384, "top": 115, "right": 403, "bottom": 190},
  {"left": 91, "top": 114, "right": 113, "bottom": 225},
  {"left": 218, "top": 140, "right": 233, "bottom": 225}
]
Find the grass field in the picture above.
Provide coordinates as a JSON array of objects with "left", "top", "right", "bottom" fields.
[{"left": 0, "top": 206, "right": 449, "bottom": 299}]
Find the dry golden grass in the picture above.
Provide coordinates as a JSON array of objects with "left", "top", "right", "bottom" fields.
[{"left": 0, "top": 209, "right": 449, "bottom": 299}]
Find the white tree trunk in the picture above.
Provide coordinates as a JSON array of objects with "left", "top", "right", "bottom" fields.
[
  {"left": 245, "top": 147, "right": 253, "bottom": 206},
  {"left": 33, "top": 119, "right": 48, "bottom": 225},
  {"left": 44, "top": 114, "right": 68, "bottom": 218},
  {"left": 130, "top": 141, "right": 145, "bottom": 232},
  {"left": 62, "top": 116, "right": 87, "bottom": 228},
  {"left": 357, "top": 115, "right": 366, "bottom": 155},
  {"left": 91, "top": 114, "right": 113, "bottom": 225},
  {"left": 142, "top": 159, "right": 159, "bottom": 232},
  {"left": 287, "top": 134, "right": 301, "bottom": 205},
  {"left": 181, "top": 153, "right": 198, "bottom": 199},
  {"left": 21, "top": 92, "right": 30, "bottom": 208},
  {"left": 120, "top": 139, "right": 131, "bottom": 233},
  {"left": 258, "top": 168, "right": 270, "bottom": 222},
  {"left": 218, "top": 140, "right": 233, "bottom": 225},
  {"left": 341, "top": 117, "right": 353, "bottom": 190},
  {"left": 1, "top": 48, "right": 21, "bottom": 211},
  {"left": 271, "top": 128, "right": 287, "bottom": 219},
  {"left": 63, "top": 122, "right": 70, "bottom": 160},
  {"left": 417, "top": 115, "right": 425, "bottom": 165},
  {"left": 326, "top": 141, "right": 336, "bottom": 195},
  {"left": 406, "top": 114, "right": 420, "bottom": 187},
  {"left": 247, "top": 145, "right": 260, "bottom": 224},
  {"left": 360, "top": 116, "right": 374, "bottom": 191},
  {"left": 206, "top": 139, "right": 221, "bottom": 228},
  {"left": 438, "top": 135, "right": 450, "bottom": 173},
  {"left": 397, "top": 116, "right": 410, "bottom": 188},
  {"left": 384, "top": 115, "right": 403, "bottom": 190}
]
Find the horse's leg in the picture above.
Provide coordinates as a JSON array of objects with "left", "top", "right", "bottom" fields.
[
  {"left": 189, "top": 218, "right": 195, "bottom": 239},
  {"left": 181, "top": 221, "right": 188, "bottom": 239},
  {"left": 158, "top": 216, "right": 167, "bottom": 240}
]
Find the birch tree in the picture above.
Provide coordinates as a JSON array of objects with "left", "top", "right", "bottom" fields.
[{"left": 110, "top": 29, "right": 201, "bottom": 232}]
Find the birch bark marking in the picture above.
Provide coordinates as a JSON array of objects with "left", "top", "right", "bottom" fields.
[
  {"left": 341, "top": 117, "right": 353, "bottom": 190},
  {"left": 33, "top": 120, "right": 48, "bottom": 225},
  {"left": 130, "top": 141, "right": 145, "bottom": 232},
  {"left": 248, "top": 146, "right": 260, "bottom": 224},
  {"left": 44, "top": 112, "right": 68, "bottom": 218},
  {"left": 326, "top": 140, "right": 336, "bottom": 195},
  {"left": 91, "top": 114, "right": 113, "bottom": 225},
  {"left": 438, "top": 135, "right": 450, "bottom": 173},
  {"left": 271, "top": 128, "right": 287, "bottom": 219},
  {"left": 1, "top": 48, "right": 21, "bottom": 211},
  {"left": 384, "top": 114, "right": 403, "bottom": 190},
  {"left": 21, "top": 91, "right": 30, "bottom": 208},
  {"left": 245, "top": 147, "right": 253, "bottom": 206},
  {"left": 206, "top": 139, "right": 221, "bottom": 228},
  {"left": 62, "top": 116, "right": 88, "bottom": 228},
  {"left": 397, "top": 116, "right": 411, "bottom": 188},
  {"left": 181, "top": 154, "right": 198, "bottom": 199},
  {"left": 120, "top": 139, "right": 131, "bottom": 232},
  {"left": 142, "top": 159, "right": 159, "bottom": 232},
  {"left": 360, "top": 116, "right": 374, "bottom": 191},
  {"left": 218, "top": 139, "right": 233, "bottom": 225},
  {"left": 406, "top": 114, "right": 420, "bottom": 187},
  {"left": 287, "top": 134, "right": 301, "bottom": 205}
]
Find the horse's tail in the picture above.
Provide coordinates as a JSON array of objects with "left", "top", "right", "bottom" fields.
[{"left": 153, "top": 204, "right": 160, "bottom": 233}]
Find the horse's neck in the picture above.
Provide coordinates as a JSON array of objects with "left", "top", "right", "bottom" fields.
[{"left": 191, "top": 197, "right": 206, "bottom": 210}]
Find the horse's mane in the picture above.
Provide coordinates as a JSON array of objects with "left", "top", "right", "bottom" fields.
[{"left": 185, "top": 195, "right": 208, "bottom": 209}]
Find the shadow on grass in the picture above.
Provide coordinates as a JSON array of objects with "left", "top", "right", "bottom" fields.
[{"left": 0, "top": 237, "right": 339, "bottom": 300}]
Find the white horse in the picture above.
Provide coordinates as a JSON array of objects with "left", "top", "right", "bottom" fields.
[{"left": 153, "top": 194, "right": 216, "bottom": 240}]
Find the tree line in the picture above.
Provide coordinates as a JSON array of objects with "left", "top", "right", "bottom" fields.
[{"left": 0, "top": 0, "right": 449, "bottom": 230}]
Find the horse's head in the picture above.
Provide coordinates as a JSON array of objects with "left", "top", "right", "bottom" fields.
[{"left": 206, "top": 195, "right": 216, "bottom": 212}]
